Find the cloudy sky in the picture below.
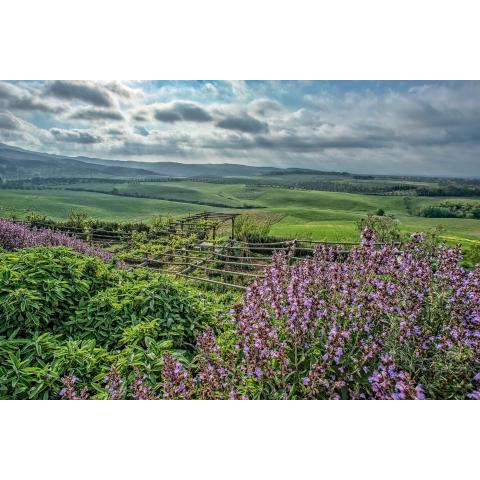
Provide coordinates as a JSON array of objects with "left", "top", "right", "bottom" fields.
[{"left": 0, "top": 80, "right": 479, "bottom": 176}]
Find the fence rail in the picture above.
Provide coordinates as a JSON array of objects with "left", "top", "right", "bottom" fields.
[{"left": 4, "top": 212, "right": 397, "bottom": 290}]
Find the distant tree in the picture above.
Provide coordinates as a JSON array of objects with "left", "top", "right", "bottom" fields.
[{"left": 376, "top": 208, "right": 385, "bottom": 216}]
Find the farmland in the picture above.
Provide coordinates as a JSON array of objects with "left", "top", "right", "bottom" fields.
[{"left": 2, "top": 178, "right": 480, "bottom": 244}]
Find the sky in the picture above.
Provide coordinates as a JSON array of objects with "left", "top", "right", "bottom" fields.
[{"left": 0, "top": 80, "right": 479, "bottom": 176}]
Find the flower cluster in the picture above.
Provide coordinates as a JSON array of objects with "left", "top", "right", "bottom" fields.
[
  {"left": 104, "top": 367, "right": 126, "bottom": 400},
  {"left": 161, "top": 354, "right": 194, "bottom": 399},
  {"left": 184, "top": 229, "right": 480, "bottom": 399},
  {"left": 368, "top": 355, "right": 425, "bottom": 400},
  {"left": 131, "top": 367, "right": 157, "bottom": 400},
  {"left": 63, "top": 229, "right": 480, "bottom": 400},
  {"left": 59, "top": 375, "right": 89, "bottom": 400},
  {"left": 468, "top": 372, "right": 480, "bottom": 400},
  {"left": 0, "top": 218, "right": 112, "bottom": 261}
]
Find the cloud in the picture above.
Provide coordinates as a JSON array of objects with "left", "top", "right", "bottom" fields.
[
  {"left": 216, "top": 113, "right": 268, "bottom": 133},
  {"left": 249, "top": 98, "right": 282, "bottom": 116},
  {"left": 130, "top": 109, "right": 150, "bottom": 122},
  {"left": 202, "top": 82, "right": 218, "bottom": 95},
  {"left": 50, "top": 128, "right": 102, "bottom": 144},
  {"left": 135, "top": 126, "right": 149, "bottom": 136},
  {"left": 46, "top": 81, "right": 114, "bottom": 107},
  {"left": 69, "top": 108, "right": 124, "bottom": 121},
  {"left": 1, "top": 80, "right": 480, "bottom": 176},
  {"left": 0, "top": 111, "right": 23, "bottom": 130},
  {"left": 0, "top": 81, "right": 63, "bottom": 114},
  {"left": 103, "top": 81, "right": 143, "bottom": 99},
  {"left": 154, "top": 101, "right": 212, "bottom": 123},
  {"left": 104, "top": 127, "right": 126, "bottom": 136},
  {"left": 110, "top": 137, "right": 186, "bottom": 157},
  {"left": 254, "top": 130, "right": 390, "bottom": 151}
]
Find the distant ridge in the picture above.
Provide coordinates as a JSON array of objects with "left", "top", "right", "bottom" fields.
[
  {"left": 0, "top": 143, "right": 307, "bottom": 179},
  {"left": 0, "top": 143, "right": 158, "bottom": 179}
]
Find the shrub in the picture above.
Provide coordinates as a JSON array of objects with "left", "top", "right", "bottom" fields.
[
  {"left": 160, "top": 230, "right": 480, "bottom": 399},
  {"left": 0, "top": 247, "right": 115, "bottom": 338},
  {"left": 463, "top": 243, "right": 480, "bottom": 268},
  {"left": 0, "top": 218, "right": 112, "bottom": 261},
  {"left": 71, "top": 273, "right": 216, "bottom": 349},
  {"left": 356, "top": 214, "right": 401, "bottom": 243},
  {"left": 0, "top": 333, "right": 113, "bottom": 399},
  {"left": 233, "top": 215, "right": 274, "bottom": 243},
  {"left": 418, "top": 206, "right": 462, "bottom": 218}
]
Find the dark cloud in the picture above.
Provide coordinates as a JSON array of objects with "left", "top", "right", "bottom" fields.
[
  {"left": 154, "top": 101, "right": 212, "bottom": 123},
  {"left": 154, "top": 109, "right": 182, "bottom": 123},
  {"left": 0, "top": 81, "right": 63, "bottom": 113},
  {"left": 46, "top": 81, "right": 113, "bottom": 107},
  {"left": 131, "top": 110, "right": 150, "bottom": 122},
  {"left": 216, "top": 113, "right": 268, "bottom": 133},
  {"left": 50, "top": 128, "right": 102, "bottom": 144},
  {"left": 104, "top": 127, "right": 126, "bottom": 136},
  {"left": 249, "top": 99, "right": 282, "bottom": 116},
  {"left": 103, "top": 81, "right": 137, "bottom": 98},
  {"left": 0, "top": 112, "right": 22, "bottom": 130},
  {"left": 69, "top": 108, "right": 124, "bottom": 121},
  {"left": 110, "top": 139, "right": 185, "bottom": 156},
  {"left": 254, "top": 133, "right": 389, "bottom": 151},
  {"left": 135, "top": 126, "right": 149, "bottom": 136}
]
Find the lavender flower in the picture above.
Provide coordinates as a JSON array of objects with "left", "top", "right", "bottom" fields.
[
  {"left": 104, "top": 367, "right": 126, "bottom": 400},
  {"left": 0, "top": 219, "right": 112, "bottom": 261},
  {"left": 59, "top": 375, "right": 89, "bottom": 400}
]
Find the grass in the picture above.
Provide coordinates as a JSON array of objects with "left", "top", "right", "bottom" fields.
[
  {"left": 0, "top": 189, "right": 225, "bottom": 222},
  {"left": 1, "top": 181, "right": 479, "bottom": 244}
]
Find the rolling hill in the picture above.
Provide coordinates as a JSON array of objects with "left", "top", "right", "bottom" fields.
[
  {"left": 0, "top": 143, "right": 159, "bottom": 179},
  {"left": 0, "top": 143, "right": 315, "bottom": 179}
]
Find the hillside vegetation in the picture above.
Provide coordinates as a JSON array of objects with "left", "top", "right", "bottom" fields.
[
  {"left": 1, "top": 228, "right": 478, "bottom": 400},
  {"left": 2, "top": 179, "right": 480, "bottom": 244}
]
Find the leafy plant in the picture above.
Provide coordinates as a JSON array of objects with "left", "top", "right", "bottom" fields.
[
  {"left": 356, "top": 214, "right": 401, "bottom": 243},
  {"left": 0, "top": 218, "right": 112, "bottom": 261},
  {"left": 233, "top": 215, "right": 274, "bottom": 242},
  {"left": 0, "top": 247, "right": 115, "bottom": 338},
  {"left": 71, "top": 274, "right": 215, "bottom": 349}
]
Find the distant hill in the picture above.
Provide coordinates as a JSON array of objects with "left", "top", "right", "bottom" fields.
[
  {"left": 0, "top": 143, "right": 325, "bottom": 180},
  {"left": 74, "top": 156, "right": 277, "bottom": 177},
  {"left": 0, "top": 143, "right": 159, "bottom": 179}
]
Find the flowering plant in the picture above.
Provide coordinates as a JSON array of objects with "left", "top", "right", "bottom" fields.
[
  {"left": 0, "top": 218, "right": 112, "bottom": 261},
  {"left": 160, "top": 229, "right": 480, "bottom": 399}
]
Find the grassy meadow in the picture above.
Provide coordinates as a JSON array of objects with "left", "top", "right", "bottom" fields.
[{"left": 1, "top": 179, "right": 480, "bottom": 244}]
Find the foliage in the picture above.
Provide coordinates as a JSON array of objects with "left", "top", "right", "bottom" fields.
[
  {"left": 0, "top": 218, "right": 112, "bottom": 261},
  {"left": 71, "top": 273, "right": 216, "bottom": 349},
  {"left": 356, "top": 214, "right": 401, "bottom": 243},
  {"left": 156, "top": 229, "right": 480, "bottom": 399},
  {"left": 119, "top": 233, "right": 198, "bottom": 260},
  {"left": 419, "top": 201, "right": 480, "bottom": 219},
  {"left": 2, "top": 209, "right": 480, "bottom": 400},
  {"left": 463, "top": 242, "right": 480, "bottom": 269},
  {"left": 0, "top": 247, "right": 115, "bottom": 338},
  {"left": 0, "top": 333, "right": 113, "bottom": 399},
  {"left": 233, "top": 214, "right": 274, "bottom": 242}
]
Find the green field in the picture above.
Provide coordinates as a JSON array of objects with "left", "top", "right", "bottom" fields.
[
  {"left": 1, "top": 181, "right": 480, "bottom": 244},
  {"left": 0, "top": 188, "right": 226, "bottom": 222}
]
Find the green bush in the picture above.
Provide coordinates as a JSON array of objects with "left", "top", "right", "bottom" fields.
[
  {"left": 0, "top": 333, "right": 113, "bottom": 399},
  {"left": 71, "top": 273, "right": 216, "bottom": 349},
  {"left": 233, "top": 215, "right": 274, "bottom": 242},
  {"left": 356, "top": 214, "right": 401, "bottom": 243},
  {"left": 0, "top": 247, "right": 115, "bottom": 338}
]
